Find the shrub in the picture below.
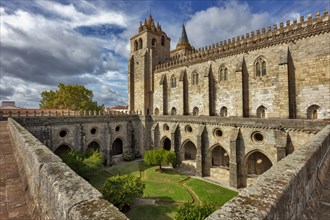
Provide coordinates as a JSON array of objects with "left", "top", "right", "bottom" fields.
[
  {"left": 175, "top": 202, "right": 216, "bottom": 220},
  {"left": 144, "top": 149, "right": 176, "bottom": 170},
  {"left": 101, "top": 175, "right": 145, "bottom": 211},
  {"left": 123, "top": 150, "right": 134, "bottom": 161},
  {"left": 60, "top": 149, "right": 104, "bottom": 180}
]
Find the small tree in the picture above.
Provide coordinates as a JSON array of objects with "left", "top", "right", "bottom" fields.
[
  {"left": 101, "top": 175, "right": 145, "bottom": 211},
  {"left": 144, "top": 149, "right": 176, "bottom": 170},
  {"left": 175, "top": 202, "right": 216, "bottom": 220}
]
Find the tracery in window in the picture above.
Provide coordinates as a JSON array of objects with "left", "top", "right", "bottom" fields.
[
  {"left": 192, "top": 72, "right": 199, "bottom": 85},
  {"left": 255, "top": 57, "right": 267, "bottom": 77}
]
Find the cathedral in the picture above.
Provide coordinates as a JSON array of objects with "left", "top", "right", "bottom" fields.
[{"left": 128, "top": 13, "right": 329, "bottom": 119}]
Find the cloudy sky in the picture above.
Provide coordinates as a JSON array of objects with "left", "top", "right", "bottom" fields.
[{"left": 0, "top": 0, "right": 328, "bottom": 108}]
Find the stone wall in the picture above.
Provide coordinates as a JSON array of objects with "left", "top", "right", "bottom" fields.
[
  {"left": 206, "top": 124, "right": 330, "bottom": 220},
  {"left": 7, "top": 118, "right": 127, "bottom": 220}
]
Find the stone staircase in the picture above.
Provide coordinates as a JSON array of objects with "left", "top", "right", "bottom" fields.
[{"left": 0, "top": 121, "right": 32, "bottom": 219}]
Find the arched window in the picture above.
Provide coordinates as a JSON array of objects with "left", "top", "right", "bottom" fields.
[
  {"left": 193, "top": 107, "right": 199, "bottom": 116},
  {"left": 134, "top": 40, "right": 138, "bottom": 51},
  {"left": 192, "top": 72, "right": 198, "bottom": 85},
  {"left": 171, "top": 75, "right": 176, "bottom": 88},
  {"left": 171, "top": 107, "right": 177, "bottom": 115},
  {"left": 307, "top": 105, "right": 320, "bottom": 119},
  {"left": 138, "top": 38, "right": 143, "bottom": 49},
  {"left": 154, "top": 108, "right": 159, "bottom": 115},
  {"left": 255, "top": 57, "right": 266, "bottom": 77},
  {"left": 262, "top": 61, "right": 266, "bottom": 76},
  {"left": 256, "top": 105, "right": 266, "bottom": 118},
  {"left": 161, "top": 35, "right": 165, "bottom": 46},
  {"left": 220, "top": 106, "right": 228, "bottom": 117},
  {"left": 152, "top": 38, "right": 157, "bottom": 47},
  {"left": 219, "top": 66, "right": 228, "bottom": 81}
]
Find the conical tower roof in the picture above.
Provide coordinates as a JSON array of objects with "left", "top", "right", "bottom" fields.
[{"left": 176, "top": 24, "right": 192, "bottom": 50}]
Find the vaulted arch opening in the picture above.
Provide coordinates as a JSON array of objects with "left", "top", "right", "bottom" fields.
[
  {"left": 307, "top": 105, "right": 320, "bottom": 119},
  {"left": 162, "top": 137, "right": 171, "bottom": 151},
  {"left": 211, "top": 146, "right": 229, "bottom": 167},
  {"left": 112, "top": 138, "right": 123, "bottom": 155},
  {"left": 54, "top": 144, "right": 71, "bottom": 157},
  {"left": 183, "top": 141, "right": 197, "bottom": 160},
  {"left": 220, "top": 106, "right": 228, "bottom": 117},
  {"left": 87, "top": 141, "right": 100, "bottom": 155},
  {"left": 256, "top": 105, "right": 266, "bottom": 118},
  {"left": 193, "top": 107, "right": 199, "bottom": 116},
  {"left": 246, "top": 151, "right": 272, "bottom": 176}
]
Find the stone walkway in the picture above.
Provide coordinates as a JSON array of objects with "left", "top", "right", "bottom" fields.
[
  {"left": 317, "top": 169, "right": 330, "bottom": 220},
  {"left": 0, "top": 121, "right": 32, "bottom": 220}
]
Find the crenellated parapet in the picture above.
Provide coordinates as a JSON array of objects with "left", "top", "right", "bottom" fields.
[{"left": 155, "top": 10, "right": 330, "bottom": 72}]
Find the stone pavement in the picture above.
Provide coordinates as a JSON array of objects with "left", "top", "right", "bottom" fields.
[
  {"left": 317, "top": 170, "right": 330, "bottom": 220},
  {"left": 0, "top": 121, "right": 32, "bottom": 220}
]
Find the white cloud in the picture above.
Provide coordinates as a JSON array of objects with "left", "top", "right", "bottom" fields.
[
  {"left": 35, "top": 0, "right": 127, "bottom": 28},
  {"left": 185, "top": 1, "right": 274, "bottom": 48}
]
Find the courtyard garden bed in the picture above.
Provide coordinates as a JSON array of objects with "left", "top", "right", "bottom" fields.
[{"left": 88, "top": 161, "right": 238, "bottom": 219}]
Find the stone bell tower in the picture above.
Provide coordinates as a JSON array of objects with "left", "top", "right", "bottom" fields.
[{"left": 128, "top": 15, "right": 171, "bottom": 115}]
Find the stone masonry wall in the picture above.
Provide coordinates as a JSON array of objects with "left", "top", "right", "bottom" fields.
[
  {"left": 7, "top": 118, "right": 127, "bottom": 220},
  {"left": 206, "top": 124, "right": 330, "bottom": 220}
]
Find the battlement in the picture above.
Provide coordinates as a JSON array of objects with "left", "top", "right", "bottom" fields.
[{"left": 155, "top": 10, "right": 329, "bottom": 72}]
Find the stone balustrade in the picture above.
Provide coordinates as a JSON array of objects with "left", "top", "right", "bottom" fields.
[{"left": 7, "top": 118, "right": 127, "bottom": 220}]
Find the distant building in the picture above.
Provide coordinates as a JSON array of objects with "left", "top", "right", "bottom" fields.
[
  {"left": 0, "top": 101, "right": 22, "bottom": 110},
  {"left": 107, "top": 105, "right": 128, "bottom": 113}
]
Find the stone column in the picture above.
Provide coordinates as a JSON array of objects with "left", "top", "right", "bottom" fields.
[
  {"left": 196, "top": 135, "right": 203, "bottom": 177},
  {"left": 229, "top": 128, "right": 241, "bottom": 188},
  {"left": 275, "top": 129, "right": 287, "bottom": 161}
]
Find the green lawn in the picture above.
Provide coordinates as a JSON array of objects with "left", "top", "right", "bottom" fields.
[
  {"left": 88, "top": 161, "right": 238, "bottom": 220},
  {"left": 143, "top": 180, "right": 192, "bottom": 202},
  {"left": 185, "top": 179, "right": 238, "bottom": 206},
  {"left": 125, "top": 205, "right": 176, "bottom": 220}
]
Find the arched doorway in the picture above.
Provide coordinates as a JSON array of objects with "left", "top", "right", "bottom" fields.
[
  {"left": 162, "top": 137, "right": 171, "bottom": 151},
  {"left": 307, "top": 105, "right": 320, "bottom": 119},
  {"left": 54, "top": 144, "right": 71, "bottom": 157},
  {"left": 246, "top": 151, "right": 272, "bottom": 175},
  {"left": 256, "top": 106, "right": 266, "bottom": 118},
  {"left": 112, "top": 138, "right": 123, "bottom": 155},
  {"left": 211, "top": 146, "right": 229, "bottom": 167},
  {"left": 183, "top": 141, "right": 197, "bottom": 160},
  {"left": 193, "top": 107, "right": 199, "bottom": 116},
  {"left": 87, "top": 141, "right": 100, "bottom": 152}
]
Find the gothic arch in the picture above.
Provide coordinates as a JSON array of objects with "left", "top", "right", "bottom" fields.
[
  {"left": 254, "top": 56, "right": 267, "bottom": 77},
  {"left": 210, "top": 145, "right": 229, "bottom": 167},
  {"left": 171, "top": 107, "right": 177, "bottom": 115},
  {"left": 138, "top": 38, "right": 143, "bottom": 49},
  {"left": 54, "top": 143, "right": 72, "bottom": 156},
  {"left": 192, "top": 107, "right": 199, "bottom": 116},
  {"left": 191, "top": 70, "right": 199, "bottom": 85},
  {"left": 134, "top": 40, "right": 138, "bottom": 51},
  {"left": 171, "top": 75, "right": 176, "bottom": 88},
  {"left": 220, "top": 106, "right": 228, "bottom": 117},
  {"left": 181, "top": 140, "right": 197, "bottom": 160},
  {"left": 160, "top": 136, "right": 171, "bottom": 151},
  {"left": 112, "top": 138, "right": 124, "bottom": 155},
  {"left": 87, "top": 140, "right": 101, "bottom": 152},
  {"left": 244, "top": 150, "right": 273, "bottom": 176},
  {"left": 307, "top": 104, "right": 320, "bottom": 119},
  {"left": 256, "top": 105, "right": 267, "bottom": 118},
  {"left": 218, "top": 64, "right": 228, "bottom": 81},
  {"left": 161, "top": 35, "right": 165, "bottom": 46}
]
